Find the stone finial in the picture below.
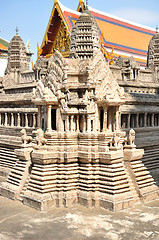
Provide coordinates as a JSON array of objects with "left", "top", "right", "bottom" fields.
[
  {"left": 16, "top": 26, "right": 19, "bottom": 35},
  {"left": 156, "top": 25, "right": 158, "bottom": 33},
  {"left": 20, "top": 129, "right": 32, "bottom": 147}
]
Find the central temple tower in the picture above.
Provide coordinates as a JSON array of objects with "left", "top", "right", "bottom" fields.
[{"left": 70, "top": 10, "right": 101, "bottom": 59}]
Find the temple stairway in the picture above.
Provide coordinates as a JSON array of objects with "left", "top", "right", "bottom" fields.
[
  {"left": 0, "top": 146, "right": 19, "bottom": 176},
  {"left": 142, "top": 146, "right": 159, "bottom": 172}
]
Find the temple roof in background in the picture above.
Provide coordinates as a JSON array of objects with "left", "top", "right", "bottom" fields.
[
  {"left": 39, "top": 0, "right": 156, "bottom": 67},
  {"left": 0, "top": 38, "right": 9, "bottom": 59}
]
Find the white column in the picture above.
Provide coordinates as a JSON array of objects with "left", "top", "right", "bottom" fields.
[
  {"left": 76, "top": 115, "right": 79, "bottom": 132},
  {"left": 33, "top": 113, "right": 36, "bottom": 127},
  {"left": 87, "top": 115, "right": 91, "bottom": 132},
  {"left": 71, "top": 115, "right": 74, "bottom": 132},
  {"left": 144, "top": 113, "right": 147, "bottom": 127},
  {"left": 17, "top": 113, "right": 20, "bottom": 127},
  {"left": 83, "top": 115, "right": 86, "bottom": 132},
  {"left": 38, "top": 106, "right": 42, "bottom": 129},
  {"left": 108, "top": 114, "right": 112, "bottom": 131},
  {"left": 47, "top": 105, "right": 52, "bottom": 131},
  {"left": 103, "top": 106, "right": 108, "bottom": 132},
  {"left": 136, "top": 114, "right": 139, "bottom": 128},
  {"left": 66, "top": 115, "right": 69, "bottom": 132},
  {"left": 25, "top": 113, "right": 28, "bottom": 127},
  {"left": 11, "top": 113, "right": 14, "bottom": 127},
  {"left": 128, "top": 114, "right": 131, "bottom": 128},
  {"left": 115, "top": 106, "right": 120, "bottom": 130},
  {"left": 5, "top": 113, "right": 7, "bottom": 126}
]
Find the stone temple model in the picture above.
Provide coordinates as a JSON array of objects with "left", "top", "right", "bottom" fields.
[{"left": 0, "top": 3, "right": 159, "bottom": 211}]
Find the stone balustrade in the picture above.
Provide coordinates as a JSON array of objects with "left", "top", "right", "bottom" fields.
[
  {"left": 0, "top": 112, "right": 37, "bottom": 128},
  {"left": 121, "top": 112, "right": 159, "bottom": 129}
]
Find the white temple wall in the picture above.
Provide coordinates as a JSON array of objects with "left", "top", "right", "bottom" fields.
[{"left": 0, "top": 58, "right": 7, "bottom": 77}]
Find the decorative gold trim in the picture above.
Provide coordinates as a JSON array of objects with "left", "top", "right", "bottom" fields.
[
  {"left": 77, "top": 0, "right": 85, "bottom": 12},
  {"left": 100, "top": 32, "right": 114, "bottom": 65},
  {"left": 37, "top": 0, "right": 71, "bottom": 57}
]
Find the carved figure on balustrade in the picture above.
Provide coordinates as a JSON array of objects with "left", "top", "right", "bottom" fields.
[
  {"left": 35, "top": 129, "right": 47, "bottom": 147},
  {"left": 20, "top": 129, "right": 32, "bottom": 147}
]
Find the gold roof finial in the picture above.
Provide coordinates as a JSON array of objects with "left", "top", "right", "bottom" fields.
[{"left": 54, "top": 0, "right": 58, "bottom": 5}]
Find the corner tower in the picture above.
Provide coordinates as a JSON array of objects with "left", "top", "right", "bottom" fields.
[
  {"left": 147, "top": 30, "right": 159, "bottom": 70},
  {"left": 5, "top": 33, "right": 32, "bottom": 75},
  {"left": 69, "top": 10, "right": 101, "bottom": 59}
]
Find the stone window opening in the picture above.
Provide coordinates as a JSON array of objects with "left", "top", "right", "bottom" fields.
[
  {"left": 91, "top": 120, "right": 93, "bottom": 131},
  {"left": 121, "top": 114, "right": 129, "bottom": 128},
  {"left": 147, "top": 114, "right": 152, "bottom": 127},
  {"left": 107, "top": 107, "right": 116, "bottom": 132},
  {"left": 63, "top": 120, "right": 66, "bottom": 132},
  {"left": 14, "top": 113, "right": 17, "bottom": 127},
  {"left": 7, "top": 113, "right": 11, "bottom": 126},
  {"left": 100, "top": 109, "right": 104, "bottom": 132},
  {"left": 154, "top": 114, "right": 159, "bottom": 126},
  {"left": 130, "top": 114, "right": 137, "bottom": 128},
  {"left": 79, "top": 115, "right": 83, "bottom": 132},
  {"left": 51, "top": 109, "right": 57, "bottom": 131},
  {"left": 139, "top": 114, "right": 144, "bottom": 127},
  {"left": 69, "top": 116, "right": 71, "bottom": 131},
  {"left": 133, "top": 69, "right": 136, "bottom": 79}
]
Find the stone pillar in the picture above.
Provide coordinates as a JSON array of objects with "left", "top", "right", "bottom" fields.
[
  {"left": 87, "top": 115, "right": 91, "bottom": 132},
  {"left": 47, "top": 105, "right": 52, "bottom": 132},
  {"left": 144, "top": 113, "right": 147, "bottom": 127},
  {"left": 136, "top": 114, "right": 139, "bottom": 128},
  {"left": 66, "top": 115, "right": 69, "bottom": 132},
  {"left": 37, "top": 106, "right": 42, "bottom": 129},
  {"left": 152, "top": 114, "right": 154, "bottom": 127},
  {"left": 25, "top": 113, "right": 28, "bottom": 127},
  {"left": 11, "top": 113, "right": 14, "bottom": 127},
  {"left": 108, "top": 113, "right": 112, "bottom": 131},
  {"left": 76, "top": 115, "right": 79, "bottom": 132},
  {"left": 71, "top": 115, "right": 74, "bottom": 132},
  {"left": 56, "top": 108, "right": 61, "bottom": 132},
  {"left": 116, "top": 106, "right": 120, "bottom": 130},
  {"left": 103, "top": 106, "right": 108, "bottom": 132},
  {"left": 83, "top": 115, "right": 86, "bottom": 132},
  {"left": 33, "top": 113, "right": 36, "bottom": 128},
  {"left": 5, "top": 113, "right": 7, "bottom": 126},
  {"left": 128, "top": 114, "right": 131, "bottom": 128},
  {"left": 17, "top": 113, "right": 20, "bottom": 127}
]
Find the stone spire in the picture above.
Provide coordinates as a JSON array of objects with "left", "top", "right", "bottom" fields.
[
  {"left": 69, "top": 9, "right": 101, "bottom": 59},
  {"left": 5, "top": 34, "right": 31, "bottom": 75},
  {"left": 147, "top": 30, "right": 159, "bottom": 70}
]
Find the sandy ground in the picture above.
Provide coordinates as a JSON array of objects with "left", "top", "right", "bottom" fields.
[{"left": 0, "top": 176, "right": 159, "bottom": 240}]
